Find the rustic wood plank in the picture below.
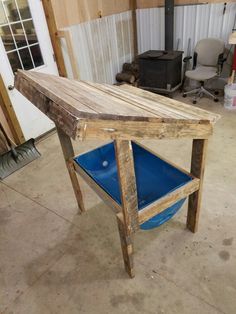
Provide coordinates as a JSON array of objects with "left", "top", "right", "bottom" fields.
[
  {"left": 73, "top": 160, "right": 122, "bottom": 213},
  {"left": 0, "top": 75, "right": 25, "bottom": 144},
  {"left": 187, "top": 139, "right": 208, "bottom": 233},
  {"left": 83, "top": 82, "right": 196, "bottom": 122},
  {"left": 116, "top": 213, "right": 135, "bottom": 278},
  {"left": 15, "top": 71, "right": 99, "bottom": 118},
  {"left": 53, "top": 77, "right": 160, "bottom": 119},
  {"left": 114, "top": 140, "right": 138, "bottom": 277},
  {"left": 15, "top": 75, "right": 79, "bottom": 139},
  {"left": 57, "top": 30, "right": 80, "bottom": 79},
  {"left": 114, "top": 140, "right": 139, "bottom": 233},
  {"left": 78, "top": 119, "right": 213, "bottom": 141},
  {"left": 57, "top": 127, "right": 85, "bottom": 213},
  {"left": 15, "top": 70, "right": 219, "bottom": 125},
  {"left": 15, "top": 70, "right": 218, "bottom": 142},
  {"left": 138, "top": 178, "right": 200, "bottom": 225},
  {"left": 42, "top": 0, "right": 67, "bottom": 77},
  {"left": 119, "top": 84, "right": 220, "bottom": 124}
]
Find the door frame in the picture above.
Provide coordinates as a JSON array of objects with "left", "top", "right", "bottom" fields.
[{"left": 0, "top": 74, "right": 25, "bottom": 144}]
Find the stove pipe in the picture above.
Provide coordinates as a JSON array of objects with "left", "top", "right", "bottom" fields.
[{"left": 165, "top": 0, "right": 174, "bottom": 51}]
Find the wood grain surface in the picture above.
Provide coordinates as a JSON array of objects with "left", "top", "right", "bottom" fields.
[{"left": 15, "top": 70, "right": 220, "bottom": 141}]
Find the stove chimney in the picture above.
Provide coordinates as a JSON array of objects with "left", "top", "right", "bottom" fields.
[{"left": 165, "top": 0, "right": 174, "bottom": 51}]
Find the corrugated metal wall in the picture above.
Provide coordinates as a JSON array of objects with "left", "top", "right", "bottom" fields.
[
  {"left": 61, "top": 3, "right": 236, "bottom": 83},
  {"left": 137, "top": 2, "right": 236, "bottom": 54},
  {"left": 62, "top": 11, "right": 134, "bottom": 83}
]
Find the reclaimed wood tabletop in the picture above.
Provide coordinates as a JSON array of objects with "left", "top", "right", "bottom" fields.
[{"left": 15, "top": 70, "right": 220, "bottom": 140}]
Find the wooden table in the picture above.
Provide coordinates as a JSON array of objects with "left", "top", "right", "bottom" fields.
[{"left": 15, "top": 70, "right": 220, "bottom": 278}]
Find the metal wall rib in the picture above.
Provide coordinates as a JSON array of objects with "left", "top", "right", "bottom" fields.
[{"left": 137, "top": 3, "right": 236, "bottom": 55}]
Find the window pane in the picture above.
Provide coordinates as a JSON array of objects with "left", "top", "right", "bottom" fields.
[
  {"left": 0, "top": 24, "right": 16, "bottom": 51},
  {"left": 11, "top": 22, "right": 27, "bottom": 47},
  {"left": 19, "top": 47, "right": 33, "bottom": 69},
  {"left": 23, "top": 20, "right": 37, "bottom": 45},
  {"left": 7, "top": 50, "right": 22, "bottom": 72},
  {"left": 0, "top": 2, "right": 8, "bottom": 24},
  {"left": 3, "top": 0, "right": 20, "bottom": 22},
  {"left": 30, "top": 44, "right": 43, "bottom": 67},
  {"left": 17, "top": 0, "right": 31, "bottom": 19}
]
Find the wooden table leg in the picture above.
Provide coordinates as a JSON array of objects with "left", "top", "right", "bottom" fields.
[
  {"left": 114, "top": 140, "right": 139, "bottom": 278},
  {"left": 57, "top": 127, "right": 85, "bottom": 213},
  {"left": 187, "top": 139, "right": 208, "bottom": 233},
  {"left": 116, "top": 214, "right": 135, "bottom": 278}
]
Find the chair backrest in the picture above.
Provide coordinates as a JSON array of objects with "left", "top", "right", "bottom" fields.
[{"left": 195, "top": 38, "right": 225, "bottom": 67}]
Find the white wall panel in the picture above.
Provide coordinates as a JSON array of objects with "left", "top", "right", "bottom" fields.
[
  {"left": 61, "top": 4, "right": 235, "bottom": 84},
  {"left": 62, "top": 11, "right": 134, "bottom": 84},
  {"left": 137, "top": 3, "right": 236, "bottom": 56}
]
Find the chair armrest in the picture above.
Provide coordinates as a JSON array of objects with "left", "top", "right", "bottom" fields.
[
  {"left": 192, "top": 52, "right": 198, "bottom": 70},
  {"left": 217, "top": 53, "right": 226, "bottom": 75},
  {"left": 183, "top": 56, "right": 192, "bottom": 62}
]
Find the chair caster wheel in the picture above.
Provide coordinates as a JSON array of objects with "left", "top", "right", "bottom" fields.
[
  {"left": 193, "top": 100, "right": 197, "bottom": 104},
  {"left": 214, "top": 90, "right": 219, "bottom": 95},
  {"left": 214, "top": 98, "right": 219, "bottom": 102},
  {"left": 183, "top": 93, "right": 187, "bottom": 98}
]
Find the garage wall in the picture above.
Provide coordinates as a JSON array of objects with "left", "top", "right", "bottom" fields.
[
  {"left": 61, "top": 11, "right": 134, "bottom": 83},
  {"left": 137, "top": 0, "right": 234, "bottom": 9},
  {"left": 58, "top": 2, "right": 235, "bottom": 84},
  {"left": 51, "top": 0, "right": 131, "bottom": 28},
  {"left": 137, "top": 2, "right": 236, "bottom": 54}
]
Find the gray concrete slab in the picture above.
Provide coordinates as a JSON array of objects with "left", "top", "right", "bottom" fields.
[{"left": 1, "top": 96, "right": 236, "bottom": 313}]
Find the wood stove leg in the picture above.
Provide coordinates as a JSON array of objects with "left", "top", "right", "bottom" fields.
[
  {"left": 187, "top": 139, "right": 208, "bottom": 233},
  {"left": 114, "top": 140, "right": 139, "bottom": 277},
  {"left": 57, "top": 127, "right": 85, "bottom": 213}
]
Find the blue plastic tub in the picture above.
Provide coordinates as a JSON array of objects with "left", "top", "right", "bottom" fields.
[{"left": 74, "top": 142, "right": 192, "bottom": 230}]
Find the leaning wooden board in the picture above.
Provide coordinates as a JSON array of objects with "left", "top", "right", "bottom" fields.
[{"left": 15, "top": 70, "right": 220, "bottom": 277}]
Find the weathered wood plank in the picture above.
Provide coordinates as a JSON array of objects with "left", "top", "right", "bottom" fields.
[
  {"left": 119, "top": 84, "right": 220, "bottom": 124},
  {"left": 15, "top": 70, "right": 219, "bottom": 126},
  {"left": 73, "top": 160, "right": 122, "bottom": 213},
  {"left": 56, "top": 30, "right": 80, "bottom": 79},
  {"left": 0, "top": 75, "right": 25, "bottom": 144},
  {"left": 86, "top": 82, "right": 210, "bottom": 123},
  {"left": 116, "top": 213, "right": 135, "bottom": 278},
  {"left": 15, "top": 75, "right": 79, "bottom": 139},
  {"left": 78, "top": 120, "right": 213, "bottom": 141},
  {"left": 51, "top": 76, "right": 160, "bottom": 119},
  {"left": 138, "top": 178, "right": 200, "bottom": 225},
  {"left": 114, "top": 140, "right": 139, "bottom": 233},
  {"left": 187, "top": 139, "right": 208, "bottom": 233},
  {"left": 57, "top": 127, "right": 85, "bottom": 213},
  {"left": 41, "top": 0, "right": 67, "bottom": 77}
]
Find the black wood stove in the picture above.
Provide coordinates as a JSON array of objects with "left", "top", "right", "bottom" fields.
[
  {"left": 138, "top": 50, "right": 183, "bottom": 94},
  {"left": 138, "top": 0, "right": 183, "bottom": 95}
]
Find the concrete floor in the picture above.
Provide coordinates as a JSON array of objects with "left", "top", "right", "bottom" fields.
[{"left": 0, "top": 94, "right": 236, "bottom": 314}]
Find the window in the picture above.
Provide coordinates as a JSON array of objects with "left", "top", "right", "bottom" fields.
[{"left": 0, "top": 0, "right": 44, "bottom": 73}]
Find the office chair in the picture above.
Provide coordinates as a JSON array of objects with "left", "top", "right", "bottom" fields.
[{"left": 182, "top": 38, "right": 225, "bottom": 104}]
